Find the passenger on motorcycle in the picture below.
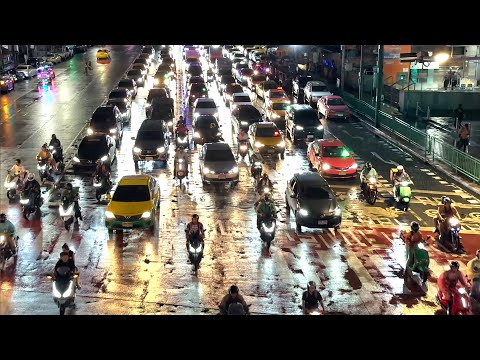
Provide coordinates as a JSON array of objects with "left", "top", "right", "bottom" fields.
[
  {"left": 434, "top": 196, "right": 461, "bottom": 234},
  {"left": 9, "top": 159, "right": 27, "bottom": 183},
  {"left": 185, "top": 214, "right": 205, "bottom": 250},
  {"left": 438, "top": 261, "right": 469, "bottom": 315},
  {"left": 359, "top": 161, "right": 378, "bottom": 195},
  {"left": 237, "top": 129, "right": 249, "bottom": 153},
  {"left": 255, "top": 193, "right": 276, "bottom": 230},
  {"left": 176, "top": 116, "right": 189, "bottom": 137},
  {"left": 0, "top": 213, "right": 17, "bottom": 256},
  {"left": 302, "top": 281, "right": 325, "bottom": 314},
  {"left": 61, "top": 183, "right": 82, "bottom": 221},
  {"left": 219, "top": 285, "right": 250, "bottom": 315},
  {"left": 173, "top": 147, "right": 189, "bottom": 179},
  {"left": 257, "top": 173, "right": 273, "bottom": 194}
]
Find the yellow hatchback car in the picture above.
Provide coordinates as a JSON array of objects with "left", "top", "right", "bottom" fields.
[
  {"left": 96, "top": 49, "right": 110, "bottom": 60},
  {"left": 265, "top": 101, "right": 290, "bottom": 131},
  {"left": 248, "top": 121, "right": 285, "bottom": 159},
  {"left": 105, "top": 175, "right": 159, "bottom": 232}
]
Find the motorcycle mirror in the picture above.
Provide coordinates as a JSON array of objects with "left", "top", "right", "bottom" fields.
[
  {"left": 47, "top": 275, "right": 52, "bottom": 280},
  {"left": 73, "top": 275, "right": 79, "bottom": 279}
]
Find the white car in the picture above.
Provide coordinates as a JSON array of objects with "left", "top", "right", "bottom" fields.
[
  {"left": 45, "top": 53, "right": 61, "bottom": 64},
  {"left": 303, "top": 81, "right": 332, "bottom": 107},
  {"left": 16, "top": 64, "right": 37, "bottom": 78},
  {"left": 230, "top": 93, "right": 252, "bottom": 111},
  {"left": 193, "top": 98, "right": 218, "bottom": 122}
]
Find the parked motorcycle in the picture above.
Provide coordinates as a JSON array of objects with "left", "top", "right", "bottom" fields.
[
  {"left": 437, "top": 216, "right": 463, "bottom": 253},
  {"left": 20, "top": 191, "right": 42, "bottom": 220},
  {"left": 59, "top": 195, "right": 80, "bottom": 231},
  {"left": 395, "top": 180, "right": 412, "bottom": 211},
  {"left": 0, "top": 233, "right": 18, "bottom": 272},
  {"left": 49, "top": 145, "right": 65, "bottom": 172},
  {"left": 187, "top": 231, "right": 204, "bottom": 274},
  {"left": 259, "top": 216, "right": 276, "bottom": 249},
  {"left": 364, "top": 176, "right": 378, "bottom": 205},
  {"left": 48, "top": 273, "right": 78, "bottom": 315},
  {"left": 93, "top": 175, "right": 111, "bottom": 202},
  {"left": 175, "top": 158, "right": 187, "bottom": 185}
]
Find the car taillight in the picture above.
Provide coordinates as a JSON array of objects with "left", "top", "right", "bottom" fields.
[{"left": 274, "top": 131, "right": 280, "bottom": 137}]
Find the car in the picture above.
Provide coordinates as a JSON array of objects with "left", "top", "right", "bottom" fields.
[
  {"left": 264, "top": 87, "right": 289, "bottom": 106},
  {"left": 265, "top": 101, "right": 290, "bottom": 130},
  {"left": 230, "top": 93, "right": 252, "bottom": 111},
  {"left": 45, "top": 53, "right": 61, "bottom": 64},
  {"left": 27, "top": 57, "right": 42, "bottom": 69},
  {"left": 188, "top": 76, "right": 205, "bottom": 86},
  {"left": 188, "top": 83, "right": 209, "bottom": 106},
  {"left": 187, "top": 63, "right": 203, "bottom": 78},
  {"left": 87, "top": 106, "right": 124, "bottom": 146},
  {"left": 161, "top": 56, "right": 175, "bottom": 69},
  {"left": 317, "top": 95, "right": 350, "bottom": 120},
  {"left": 285, "top": 104, "right": 324, "bottom": 143},
  {"left": 199, "top": 142, "right": 239, "bottom": 187},
  {"left": 153, "top": 70, "right": 171, "bottom": 87},
  {"left": 137, "top": 53, "right": 152, "bottom": 66},
  {"left": 285, "top": 172, "right": 342, "bottom": 233},
  {"left": 141, "top": 45, "right": 155, "bottom": 60},
  {"left": 193, "top": 98, "right": 218, "bottom": 121},
  {"left": 72, "top": 134, "right": 116, "bottom": 173},
  {"left": 230, "top": 52, "right": 246, "bottom": 62},
  {"left": 247, "top": 74, "right": 267, "bottom": 91},
  {"left": 237, "top": 68, "right": 254, "bottom": 85},
  {"left": 255, "top": 80, "right": 278, "bottom": 99},
  {"left": 157, "top": 63, "right": 173, "bottom": 74},
  {"left": 106, "top": 99, "right": 131, "bottom": 123},
  {"left": 248, "top": 121, "right": 285, "bottom": 159},
  {"left": 303, "top": 81, "right": 332, "bottom": 107},
  {"left": 117, "top": 78, "right": 138, "bottom": 99},
  {"left": 184, "top": 57, "right": 200, "bottom": 71},
  {"left": 131, "top": 62, "right": 148, "bottom": 76},
  {"left": 193, "top": 115, "right": 222, "bottom": 148},
  {"left": 231, "top": 104, "right": 263, "bottom": 132},
  {"left": 132, "top": 119, "right": 170, "bottom": 170},
  {"left": 307, "top": 139, "right": 358, "bottom": 178},
  {"left": 145, "top": 87, "right": 171, "bottom": 115},
  {"left": 108, "top": 88, "right": 132, "bottom": 107},
  {"left": 125, "top": 69, "right": 146, "bottom": 87},
  {"left": 217, "top": 74, "right": 236, "bottom": 95},
  {"left": 223, "top": 83, "right": 243, "bottom": 106},
  {"left": 16, "top": 64, "right": 36, "bottom": 78},
  {"left": 292, "top": 75, "right": 313, "bottom": 99},
  {"left": 96, "top": 49, "right": 110, "bottom": 60},
  {"left": 105, "top": 174, "right": 160, "bottom": 232},
  {"left": 0, "top": 76, "right": 14, "bottom": 93},
  {"left": 232, "top": 62, "right": 249, "bottom": 79}
]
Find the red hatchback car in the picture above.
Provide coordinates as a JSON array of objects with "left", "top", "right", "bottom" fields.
[
  {"left": 307, "top": 139, "right": 357, "bottom": 178},
  {"left": 317, "top": 95, "right": 350, "bottom": 120},
  {"left": 0, "top": 75, "right": 14, "bottom": 93}
]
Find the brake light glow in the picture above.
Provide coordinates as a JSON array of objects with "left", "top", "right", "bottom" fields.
[{"left": 274, "top": 131, "right": 280, "bottom": 137}]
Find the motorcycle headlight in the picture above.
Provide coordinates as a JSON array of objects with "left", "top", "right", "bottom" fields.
[
  {"left": 157, "top": 147, "right": 165, "bottom": 153},
  {"left": 417, "top": 242, "right": 425, "bottom": 250},
  {"left": 277, "top": 141, "right": 285, "bottom": 147},
  {"left": 449, "top": 218, "right": 460, "bottom": 226},
  {"left": 194, "top": 112, "right": 200, "bottom": 118},
  {"left": 229, "top": 166, "right": 238, "bottom": 174},
  {"left": 299, "top": 208, "right": 309, "bottom": 216},
  {"left": 263, "top": 187, "right": 270, "bottom": 193},
  {"left": 101, "top": 156, "right": 108, "bottom": 162},
  {"left": 0, "top": 235, "right": 5, "bottom": 243},
  {"left": 168, "top": 121, "right": 173, "bottom": 126},
  {"left": 59, "top": 204, "right": 74, "bottom": 216},
  {"left": 137, "top": 77, "right": 142, "bottom": 82},
  {"left": 317, "top": 125, "right": 324, "bottom": 131},
  {"left": 369, "top": 177, "right": 376, "bottom": 184},
  {"left": 52, "top": 282, "right": 62, "bottom": 298},
  {"left": 72, "top": 156, "right": 80, "bottom": 163},
  {"left": 37, "top": 164, "right": 46, "bottom": 170},
  {"left": 240, "top": 145, "right": 248, "bottom": 151},
  {"left": 105, "top": 211, "right": 115, "bottom": 219},
  {"left": 20, "top": 198, "right": 30, "bottom": 204},
  {"left": 262, "top": 222, "right": 275, "bottom": 232},
  {"left": 178, "top": 137, "right": 187, "bottom": 143},
  {"left": 87, "top": 128, "right": 93, "bottom": 135},
  {"left": 241, "top": 121, "right": 249, "bottom": 126},
  {"left": 93, "top": 181, "right": 102, "bottom": 187},
  {"left": 110, "top": 128, "right": 117, "bottom": 134},
  {"left": 5, "top": 180, "right": 16, "bottom": 188},
  {"left": 123, "top": 98, "right": 128, "bottom": 102},
  {"left": 401, "top": 181, "right": 410, "bottom": 187},
  {"left": 254, "top": 162, "right": 262, "bottom": 166},
  {"left": 62, "top": 281, "right": 74, "bottom": 298},
  {"left": 49, "top": 146, "right": 54, "bottom": 150},
  {"left": 296, "top": 125, "right": 304, "bottom": 130},
  {"left": 194, "top": 132, "right": 201, "bottom": 138},
  {"left": 133, "top": 147, "right": 142, "bottom": 154},
  {"left": 334, "top": 207, "right": 341, "bottom": 216},
  {"left": 272, "top": 113, "right": 280, "bottom": 119},
  {"left": 255, "top": 141, "right": 264, "bottom": 148},
  {"left": 350, "top": 163, "right": 358, "bottom": 169},
  {"left": 154, "top": 79, "right": 159, "bottom": 85},
  {"left": 203, "top": 167, "right": 211, "bottom": 175},
  {"left": 178, "top": 159, "right": 184, "bottom": 163},
  {"left": 141, "top": 211, "right": 151, "bottom": 218},
  {"left": 322, "top": 163, "right": 331, "bottom": 171}
]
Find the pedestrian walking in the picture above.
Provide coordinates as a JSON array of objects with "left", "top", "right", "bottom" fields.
[
  {"left": 451, "top": 71, "right": 460, "bottom": 90},
  {"left": 457, "top": 123, "right": 470, "bottom": 152},
  {"left": 443, "top": 72, "right": 451, "bottom": 90},
  {"left": 454, "top": 104, "right": 465, "bottom": 128}
]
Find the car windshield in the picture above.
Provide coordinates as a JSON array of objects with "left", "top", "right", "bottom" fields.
[
  {"left": 272, "top": 103, "right": 289, "bottom": 110},
  {"left": 236, "top": 63, "right": 248, "bottom": 69},
  {"left": 269, "top": 91, "right": 286, "bottom": 99},
  {"left": 78, "top": 139, "right": 108, "bottom": 159},
  {"left": 112, "top": 185, "right": 150, "bottom": 202},
  {"left": 91, "top": 115, "right": 115, "bottom": 127},
  {"left": 138, "top": 131, "right": 164, "bottom": 140},
  {"left": 312, "top": 85, "right": 328, "bottom": 92},
  {"left": 327, "top": 98, "right": 345, "bottom": 106},
  {"left": 205, "top": 149, "right": 234, "bottom": 162},
  {"left": 127, "top": 70, "right": 141, "bottom": 76},
  {"left": 196, "top": 101, "right": 216, "bottom": 108},
  {"left": 107, "top": 101, "right": 127, "bottom": 112},
  {"left": 196, "top": 118, "right": 218, "bottom": 128},
  {"left": 17, "top": 65, "right": 27, "bottom": 69},
  {"left": 134, "top": 59, "right": 147, "bottom": 64},
  {"left": 148, "top": 90, "right": 167, "bottom": 101},
  {"left": 221, "top": 76, "right": 235, "bottom": 83},
  {"left": 298, "top": 77, "right": 311, "bottom": 87},
  {"left": 323, "top": 146, "right": 351, "bottom": 158},
  {"left": 109, "top": 91, "right": 126, "bottom": 99},
  {"left": 189, "top": 67, "right": 203, "bottom": 76},
  {"left": 118, "top": 80, "right": 133, "bottom": 88},
  {"left": 264, "top": 82, "right": 278, "bottom": 90},
  {"left": 241, "top": 69, "right": 254, "bottom": 76},
  {"left": 238, "top": 106, "right": 260, "bottom": 118},
  {"left": 190, "top": 84, "right": 208, "bottom": 92},
  {"left": 234, "top": 95, "right": 251, "bottom": 103},
  {"left": 252, "top": 75, "right": 266, "bottom": 82},
  {"left": 296, "top": 112, "right": 319, "bottom": 126},
  {"left": 189, "top": 77, "right": 205, "bottom": 84},
  {"left": 226, "top": 84, "right": 242, "bottom": 93},
  {"left": 256, "top": 127, "right": 279, "bottom": 137},
  {"left": 300, "top": 186, "right": 333, "bottom": 199}
]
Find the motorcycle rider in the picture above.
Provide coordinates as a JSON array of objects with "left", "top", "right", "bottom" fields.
[
  {"left": 94, "top": 159, "right": 112, "bottom": 187},
  {"left": 36, "top": 143, "right": 57, "bottom": 172},
  {"left": 255, "top": 192, "right": 277, "bottom": 230},
  {"left": 438, "top": 261, "right": 469, "bottom": 315},
  {"left": 62, "top": 243, "right": 80, "bottom": 289},
  {"left": 256, "top": 172, "right": 273, "bottom": 194},
  {"left": 0, "top": 213, "right": 17, "bottom": 256},
  {"left": 237, "top": 129, "right": 249, "bottom": 154},
  {"left": 359, "top": 161, "right": 378, "bottom": 196},
  {"left": 434, "top": 196, "right": 461, "bottom": 235},
  {"left": 185, "top": 214, "right": 205, "bottom": 250},
  {"left": 173, "top": 146, "right": 189, "bottom": 179},
  {"left": 23, "top": 172, "right": 42, "bottom": 212},
  {"left": 219, "top": 285, "right": 250, "bottom": 315},
  {"left": 250, "top": 153, "right": 263, "bottom": 177},
  {"left": 391, "top": 165, "right": 412, "bottom": 200},
  {"left": 302, "top": 281, "right": 326, "bottom": 314},
  {"left": 48, "top": 134, "right": 63, "bottom": 161},
  {"left": 402, "top": 221, "right": 424, "bottom": 280},
  {"left": 52, "top": 251, "right": 76, "bottom": 281},
  {"left": 9, "top": 159, "right": 27, "bottom": 184},
  {"left": 61, "top": 183, "right": 82, "bottom": 222},
  {"left": 175, "top": 116, "right": 189, "bottom": 138}
]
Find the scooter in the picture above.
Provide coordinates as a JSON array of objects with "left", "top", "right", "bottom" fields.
[
  {"left": 363, "top": 176, "right": 378, "bottom": 205},
  {"left": 251, "top": 160, "right": 263, "bottom": 180},
  {"left": 259, "top": 216, "right": 276, "bottom": 249},
  {"left": 4, "top": 171, "right": 23, "bottom": 200},
  {"left": 408, "top": 242, "right": 430, "bottom": 284},
  {"left": 238, "top": 141, "right": 248, "bottom": 159},
  {"left": 175, "top": 158, "right": 187, "bottom": 186},
  {"left": 186, "top": 231, "right": 204, "bottom": 274},
  {"left": 49, "top": 145, "right": 65, "bottom": 172},
  {"left": 93, "top": 175, "right": 111, "bottom": 202},
  {"left": 175, "top": 133, "right": 189, "bottom": 149},
  {"left": 47, "top": 273, "right": 78, "bottom": 315},
  {"left": 436, "top": 280, "right": 472, "bottom": 315},
  {"left": 305, "top": 307, "right": 324, "bottom": 315},
  {"left": 438, "top": 217, "right": 463, "bottom": 253},
  {"left": 394, "top": 180, "right": 412, "bottom": 211},
  {"left": 0, "top": 233, "right": 18, "bottom": 272},
  {"left": 257, "top": 185, "right": 271, "bottom": 196},
  {"left": 36, "top": 158, "right": 52, "bottom": 183},
  {"left": 59, "top": 196, "right": 80, "bottom": 231},
  {"left": 466, "top": 258, "right": 480, "bottom": 313},
  {"left": 20, "top": 191, "right": 42, "bottom": 220}
]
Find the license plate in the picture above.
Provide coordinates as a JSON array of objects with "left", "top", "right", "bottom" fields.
[
  {"left": 145, "top": 157, "right": 153, "bottom": 161},
  {"left": 337, "top": 113, "right": 344, "bottom": 117},
  {"left": 339, "top": 171, "right": 346, "bottom": 176},
  {"left": 318, "top": 220, "right": 328, "bottom": 225},
  {"left": 218, "top": 174, "right": 226, "bottom": 179},
  {"left": 268, "top": 149, "right": 275, "bottom": 154},
  {"left": 122, "top": 222, "right": 133, "bottom": 227}
]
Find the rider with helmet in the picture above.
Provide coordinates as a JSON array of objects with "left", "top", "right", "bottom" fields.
[
  {"left": 255, "top": 192, "right": 277, "bottom": 230},
  {"left": 176, "top": 116, "right": 188, "bottom": 136},
  {"left": 219, "top": 285, "right": 250, "bottom": 315},
  {"left": 94, "top": 159, "right": 112, "bottom": 187},
  {"left": 434, "top": 196, "right": 461, "bottom": 234},
  {"left": 23, "top": 172, "right": 42, "bottom": 209},
  {"left": 173, "top": 146, "right": 189, "bottom": 179},
  {"left": 0, "top": 213, "right": 17, "bottom": 256},
  {"left": 48, "top": 134, "right": 63, "bottom": 162},
  {"left": 402, "top": 221, "right": 424, "bottom": 279},
  {"left": 359, "top": 161, "right": 378, "bottom": 195},
  {"left": 437, "top": 261, "right": 469, "bottom": 315},
  {"left": 61, "top": 183, "right": 82, "bottom": 221},
  {"left": 391, "top": 165, "right": 412, "bottom": 200},
  {"left": 302, "top": 281, "right": 325, "bottom": 314},
  {"left": 256, "top": 172, "right": 273, "bottom": 194},
  {"left": 185, "top": 214, "right": 205, "bottom": 249}
]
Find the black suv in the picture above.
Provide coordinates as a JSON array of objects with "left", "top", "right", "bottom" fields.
[
  {"left": 285, "top": 172, "right": 341, "bottom": 233},
  {"left": 87, "top": 106, "right": 123, "bottom": 147},
  {"left": 231, "top": 105, "right": 262, "bottom": 132},
  {"left": 285, "top": 104, "right": 324, "bottom": 144}
]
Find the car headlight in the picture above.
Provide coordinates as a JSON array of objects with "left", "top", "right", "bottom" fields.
[
  {"left": 317, "top": 125, "right": 324, "bottom": 130},
  {"left": 133, "top": 147, "right": 142, "bottom": 154},
  {"left": 137, "top": 77, "right": 142, "bottom": 82},
  {"left": 123, "top": 98, "right": 128, "bottom": 102},
  {"left": 241, "top": 121, "right": 249, "bottom": 126},
  {"left": 87, "top": 128, "right": 93, "bottom": 135},
  {"left": 322, "top": 163, "right": 331, "bottom": 170},
  {"left": 101, "top": 155, "right": 108, "bottom": 161},
  {"left": 141, "top": 211, "right": 151, "bottom": 218},
  {"left": 299, "top": 208, "right": 309, "bottom": 216},
  {"left": 401, "top": 181, "right": 410, "bottom": 187},
  {"left": 110, "top": 128, "right": 117, "bottom": 134},
  {"left": 213, "top": 112, "right": 218, "bottom": 117},
  {"left": 255, "top": 141, "right": 264, "bottom": 148},
  {"left": 369, "top": 177, "right": 376, "bottom": 184},
  {"left": 334, "top": 207, "right": 341, "bottom": 216},
  {"left": 449, "top": 218, "right": 460, "bottom": 226},
  {"left": 203, "top": 167, "right": 210, "bottom": 175},
  {"left": 157, "top": 147, "right": 165, "bottom": 153},
  {"left": 194, "top": 132, "right": 201, "bottom": 138},
  {"left": 350, "top": 163, "right": 358, "bottom": 169},
  {"left": 154, "top": 79, "right": 159, "bottom": 85},
  {"left": 168, "top": 121, "right": 173, "bottom": 126},
  {"left": 272, "top": 113, "right": 280, "bottom": 119},
  {"left": 105, "top": 211, "right": 115, "bottom": 219},
  {"left": 229, "top": 166, "right": 238, "bottom": 174},
  {"left": 52, "top": 282, "right": 62, "bottom": 298},
  {"left": 295, "top": 125, "right": 304, "bottom": 130},
  {"left": 194, "top": 112, "right": 200, "bottom": 118},
  {"left": 73, "top": 156, "right": 80, "bottom": 163}
]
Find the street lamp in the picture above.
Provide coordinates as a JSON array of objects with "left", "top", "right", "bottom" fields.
[{"left": 434, "top": 53, "right": 449, "bottom": 64}]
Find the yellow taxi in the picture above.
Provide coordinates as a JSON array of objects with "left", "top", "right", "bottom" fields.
[
  {"left": 265, "top": 101, "right": 290, "bottom": 131},
  {"left": 105, "top": 175, "right": 160, "bottom": 232},
  {"left": 264, "top": 87, "right": 289, "bottom": 105},
  {"left": 96, "top": 49, "right": 110, "bottom": 60},
  {"left": 248, "top": 121, "right": 285, "bottom": 159}
]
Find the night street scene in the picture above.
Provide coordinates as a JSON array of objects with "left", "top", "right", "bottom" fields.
[{"left": 1, "top": 44, "right": 480, "bottom": 316}]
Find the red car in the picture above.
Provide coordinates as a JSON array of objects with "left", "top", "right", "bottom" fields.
[
  {"left": 307, "top": 139, "right": 357, "bottom": 178},
  {"left": 0, "top": 75, "right": 14, "bottom": 93},
  {"left": 317, "top": 95, "right": 350, "bottom": 120}
]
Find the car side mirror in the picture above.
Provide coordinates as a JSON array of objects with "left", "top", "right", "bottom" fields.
[
  {"left": 131, "top": 137, "right": 136, "bottom": 140},
  {"left": 290, "top": 194, "right": 297, "bottom": 198}
]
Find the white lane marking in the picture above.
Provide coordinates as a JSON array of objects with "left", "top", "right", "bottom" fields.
[
  {"left": 370, "top": 151, "right": 398, "bottom": 165},
  {"left": 345, "top": 253, "right": 384, "bottom": 292}
]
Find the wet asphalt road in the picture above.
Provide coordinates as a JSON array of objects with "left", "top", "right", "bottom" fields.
[{"left": 1, "top": 46, "right": 479, "bottom": 315}]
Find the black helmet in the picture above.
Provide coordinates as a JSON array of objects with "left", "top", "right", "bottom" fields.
[
  {"left": 66, "top": 183, "right": 73, "bottom": 190},
  {"left": 308, "top": 281, "right": 316, "bottom": 289},
  {"left": 15, "top": 158, "right": 21, "bottom": 163},
  {"left": 410, "top": 221, "right": 420, "bottom": 233},
  {"left": 0, "top": 213, "right": 6, "bottom": 222},
  {"left": 62, "top": 243, "right": 69, "bottom": 250},
  {"left": 365, "top": 162, "right": 372, "bottom": 169},
  {"left": 51, "top": 134, "right": 57, "bottom": 139},
  {"left": 450, "top": 261, "right": 460, "bottom": 269},
  {"left": 229, "top": 285, "right": 239, "bottom": 294},
  {"left": 42, "top": 143, "right": 48, "bottom": 149},
  {"left": 192, "top": 214, "right": 199, "bottom": 220}
]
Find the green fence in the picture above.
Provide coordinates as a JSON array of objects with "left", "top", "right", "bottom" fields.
[{"left": 339, "top": 90, "right": 480, "bottom": 183}]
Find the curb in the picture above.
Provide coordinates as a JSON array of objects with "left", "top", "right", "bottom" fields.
[{"left": 349, "top": 108, "right": 480, "bottom": 199}]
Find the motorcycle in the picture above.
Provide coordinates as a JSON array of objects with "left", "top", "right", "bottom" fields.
[
  {"left": 395, "top": 180, "right": 412, "bottom": 210},
  {"left": 227, "top": 303, "right": 246, "bottom": 315},
  {"left": 37, "top": 158, "right": 52, "bottom": 182},
  {"left": 305, "top": 307, "right": 324, "bottom": 315},
  {"left": 49, "top": 145, "right": 65, "bottom": 172},
  {"left": 48, "top": 273, "right": 78, "bottom": 315},
  {"left": 251, "top": 160, "right": 263, "bottom": 179},
  {"left": 238, "top": 141, "right": 248, "bottom": 159},
  {"left": 438, "top": 217, "right": 462, "bottom": 253},
  {"left": 436, "top": 279, "right": 472, "bottom": 315},
  {"left": 175, "top": 133, "right": 189, "bottom": 149},
  {"left": 20, "top": 191, "right": 42, "bottom": 220},
  {"left": 363, "top": 176, "right": 378, "bottom": 205},
  {"left": 0, "top": 233, "right": 18, "bottom": 272},
  {"left": 466, "top": 258, "right": 480, "bottom": 313},
  {"left": 4, "top": 171, "right": 24, "bottom": 200},
  {"left": 259, "top": 216, "right": 276, "bottom": 249},
  {"left": 407, "top": 242, "right": 430, "bottom": 284},
  {"left": 93, "top": 175, "right": 111, "bottom": 202},
  {"left": 59, "top": 195, "right": 80, "bottom": 231},
  {"left": 187, "top": 231, "right": 204, "bottom": 274},
  {"left": 175, "top": 158, "right": 187, "bottom": 185}
]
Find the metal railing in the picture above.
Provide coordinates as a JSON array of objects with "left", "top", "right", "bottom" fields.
[{"left": 339, "top": 90, "right": 480, "bottom": 183}]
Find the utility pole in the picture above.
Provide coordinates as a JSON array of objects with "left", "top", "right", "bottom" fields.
[
  {"left": 374, "top": 44, "right": 384, "bottom": 129},
  {"left": 358, "top": 45, "right": 363, "bottom": 100},
  {"left": 341, "top": 45, "right": 346, "bottom": 90}
]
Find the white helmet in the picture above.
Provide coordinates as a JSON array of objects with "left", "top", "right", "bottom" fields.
[
  {"left": 397, "top": 165, "right": 404, "bottom": 171},
  {"left": 27, "top": 172, "right": 35, "bottom": 181}
]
